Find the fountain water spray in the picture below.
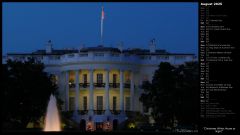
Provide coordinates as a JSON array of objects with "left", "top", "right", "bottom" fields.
[{"left": 43, "top": 94, "right": 61, "bottom": 131}]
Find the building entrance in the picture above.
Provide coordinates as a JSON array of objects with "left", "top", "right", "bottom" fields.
[{"left": 95, "top": 122, "right": 103, "bottom": 131}]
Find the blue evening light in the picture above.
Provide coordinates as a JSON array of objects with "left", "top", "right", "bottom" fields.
[{"left": 2, "top": 2, "right": 198, "bottom": 55}]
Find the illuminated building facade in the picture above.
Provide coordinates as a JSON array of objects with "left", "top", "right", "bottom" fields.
[{"left": 3, "top": 40, "right": 196, "bottom": 130}]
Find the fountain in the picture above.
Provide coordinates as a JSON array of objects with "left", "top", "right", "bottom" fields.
[{"left": 43, "top": 94, "right": 61, "bottom": 131}]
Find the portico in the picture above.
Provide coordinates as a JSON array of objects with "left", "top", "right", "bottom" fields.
[{"left": 63, "top": 68, "right": 135, "bottom": 116}]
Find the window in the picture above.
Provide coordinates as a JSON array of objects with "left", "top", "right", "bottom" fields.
[
  {"left": 94, "top": 53, "right": 104, "bottom": 56},
  {"left": 164, "top": 56, "right": 169, "bottom": 60},
  {"left": 125, "top": 75, "right": 130, "bottom": 84},
  {"left": 68, "top": 54, "right": 74, "bottom": 58},
  {"left": 124, "top": 54, "right": 130, "bottom": 57},
  {"left": 157, "top": 56, "right": 169, "bottom": 60},
  {"left": 97, "top": 74, "right": 103, "bottom": 84},
  {"left": 175, "top": 55, "right": 186, "bottom": 60},
  {"left": 83, "top": 96, "right": 87, "bottom": 110},
  {"left": 79, "top": 53, "right": 88, "bottom": 57},
  {"left": 69, "top": 97, "right": 75, "bottom": 111},
  {"left": 56, "top": 56, "right": 60, "bottom": 59},
  {"left": 111, "top": 53, "right": 119, "bottom": 57},
  {"left": 113, "top": 96, "right": 117, "bottom": 111},
  {"left": 140, "top": 56, "right": 151, "bottom": 60},
  {"left": 113, "top": 74, "right": 117, "bottom": 83},
  {"left": 97, "top": 96, "right": 103, "bottom": 110},
  {"left": 125, "top": 97, "right": 130, "bottom": 111},
  {"left": 83, "top": 74, "right": 87, "bottom": 84}
]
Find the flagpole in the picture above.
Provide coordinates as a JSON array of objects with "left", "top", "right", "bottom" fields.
[{"left": 101, "top": 6, "right": 104, "bottom": 45}]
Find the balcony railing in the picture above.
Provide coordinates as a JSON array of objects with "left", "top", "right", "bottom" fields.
[
  {"left": 124, "top": 83, "right": 130, "bottom": 88},
  {"left": 69, "top": 82, "right": 132, "bottom": 89},
  {"left": 110, "top": 110, "right": 121, "bottom": 115},
  {"left": 42, "top": 52, "right": 194, "bottom": 66},
  {"left": 78, "top": 110, "right": 88, "bottom": 115},
  {"left": 94, "top": 83, "right": 105, "bottom": 88},
  {"left": 76, "top": 110, "right": 134, "bottom": 115},
  {"left": 109, "top": 83, "right": 120, "bottom": 88},
  {"left": 94, "top": 110, "right": 105, "bottom": 115},
  {"left": 79, "top": 83, "right": 89, "bottom": 88},
  {"left": 69, "top": 83, "right": 75, "bottom": 88}
]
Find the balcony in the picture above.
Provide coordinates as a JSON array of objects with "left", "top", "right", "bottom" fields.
[
  {"left": 124, "top": 83, "right": 130, "bottom": 88},
  {"left": 69, "top": 83, "right": 76, "bottom": 88},
  {"left": 110, "top": 110, "right": 121, "bottom": 115},
  {"left": 94, "top": 110, "right": 105, "bottom": 115},
  {"left": 77, "top": 110, "right": 132, "bottom": 115},
  {"left": 78, "top": 110, "right": 88, "bottom": 115},
  {"left": 109, "top": 83, "right": 120, "bottom": 88},
  {"left": 70, "top": 83, "right": 132, "bottom": 89},
  {"left": 79, "top": 83, "right": 89, "bottom": 88},
  {"left": 94, "top": 83, "right": 105, "bottom": 88}
]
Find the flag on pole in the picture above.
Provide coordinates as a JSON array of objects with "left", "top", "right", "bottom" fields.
[
  {"left": 101, "top": 6, "right": 104, "bottom": 44},
  {"left": 101, "top": 6, "right": 104, "bottom": 20}
]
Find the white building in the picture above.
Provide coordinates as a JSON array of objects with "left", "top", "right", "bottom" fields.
[{"left": 3, "top": 40, "right": 196, "bottom": 131}]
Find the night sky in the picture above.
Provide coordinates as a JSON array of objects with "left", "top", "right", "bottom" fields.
[{"left": 2, "top": 2, "right": 198, "bottom": 55}]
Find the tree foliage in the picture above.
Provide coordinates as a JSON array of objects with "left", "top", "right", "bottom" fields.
[
  {"left": 139, "top": 62, "right": 198, "bottom": 128},
  {"left": 2, "top": 59, "right": 58, "bottom": 129}
]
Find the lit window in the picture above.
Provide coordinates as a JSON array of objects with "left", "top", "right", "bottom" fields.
[
  {"left": 125, "top": 97, "right": 130, "bottom": 111},
  {"left": 97, "top": 74, "right": 103, "bottom": 84},
  {"left": 113, "top": 96, "right": 117, "bottom": 111},
  {"left": 113, "top": 74, "right": 117, "bottom": 84},
  {"left": 97, "top": 96, "right": 103, "bottom": 110},
  {"left": 83, "top": 74, "right": 87, "bottom": 84},
  {"left": 69, "top": 97, "right": 75, "bottom": 111},
  {"left": 83, "top": 96, "right": 87, "bottom": 110}
]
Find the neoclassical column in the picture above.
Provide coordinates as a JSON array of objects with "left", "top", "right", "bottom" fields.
[
  {"left": 75, "top": 70, "right": 80, "bottom": 112},
  {"left": 105, "top": 69, "right": 110, "bottom": 115},
  {"left": 120, "top": 69, "right": 124, "bottom": 113},
  {"left": 89, "top": 69, "right": 94, "bottom": 115},
  {"left": 130, "top": 71, "right": 134, "bottom": 111},
  {"left": 58, "top": 72, "right": 65, "bottom": 104},
  {"left": 65, "top": 70, "right": 69, "bottom": 111}
]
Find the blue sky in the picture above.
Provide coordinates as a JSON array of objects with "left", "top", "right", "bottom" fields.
[{"left": 2, "top": 2, "right": 198, "bottom": 55}]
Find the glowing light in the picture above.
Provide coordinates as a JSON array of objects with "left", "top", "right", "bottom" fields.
[
  {"left": 43, "top": 95, "right": 61, "bottom": 131},
  {"left": 128, "top": 122, "right": 136, "bottom": 129},
  {"left": 86, "top": 121, "right": 94, "bottom": 131}
]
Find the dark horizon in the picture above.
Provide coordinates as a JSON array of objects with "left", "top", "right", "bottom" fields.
[{"left": 3, "top": 2, "right": 198, "bottom": 56}]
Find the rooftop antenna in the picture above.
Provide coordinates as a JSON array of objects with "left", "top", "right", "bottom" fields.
[{"left": 100, "top": 4, "right": 104, "bottom": 45}]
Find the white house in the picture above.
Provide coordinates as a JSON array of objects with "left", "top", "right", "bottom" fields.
[{"left": 3, "top": 40, "right": 196, "bottom": 131}]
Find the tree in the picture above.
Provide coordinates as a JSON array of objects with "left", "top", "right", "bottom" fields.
[
  {"left": 174, "top": 62, "right": 198, "bottom": 126},
  {"left": 2, "top": 59, "right": 59, "bottom": 130},
  {"left": 139, "top": 62, "right": 198, "bottom": 128}
]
